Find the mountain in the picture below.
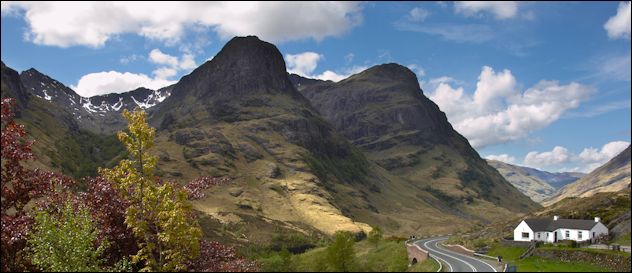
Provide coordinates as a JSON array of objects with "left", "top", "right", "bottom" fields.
[
  {"left": 2, "top": 62, "right": 125, "bottom": 178},
  {"left": 544, "top": 145, "right": 631, "bottom": 206},
  {"left": 1, "top": 36, "right": 541, "bottom": 240},
  {"left": 20, "top": 68, "right": 172, "bottom": 134},
  {"left": 291, "top": 64, "right": 539, "bottom": 221},
  {"left": 487, "top": 160, "right": 584, "bottom": 203}
]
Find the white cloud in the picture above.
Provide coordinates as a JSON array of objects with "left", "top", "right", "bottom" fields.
[
  {"left": 149, "top": 49, "right": 179, "bottom": 67},
  {"left": 407, "top": 64, "right": 426, "bottom": 77},
  {"left": 604, "top": 2, "right": 631, "bottom": 40},
  {"left": 1, "top": 2, "right": 364, "bottom": 48},
  {"left": 428, "top": 66, "right": 593, "bottom": 148},
  {"left": 524, "top": 146, "right": 571, "bottom": 168},
  {"left": 408, "top": 7, "right": 429, "bottom": 22},
  {"left": 285, "top": 52, "right": 322, "bottom": 76},
  {"left": 71, "top": 71, "right": 175, "bottom": 97},
  {"left": 485, "top": 154, "right": 516, "bottom": 164},
  {"left": 152, "top": 67, "right": 178, "bottom": 80},
  {"left": 454, "top": 1, "right": 519, "bottom": 20},
  {"left": 179, "top": 53, "right": 197, "bottom": 70},
  {"left": 579, "top": 141, "right": 630, "bottom": 164},
  {"left": 285, "top": 51, "right": 367, "bottom": 82},
  {"left": 521, "top": 141, "right": 630, "bottom": 172},
  {"left": 148, "top": 48, "right": 198, "bottom": 80}
]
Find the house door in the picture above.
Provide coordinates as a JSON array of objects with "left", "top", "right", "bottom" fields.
[{"left": 554, "top": 232, "right": 557, "bottom": 243}]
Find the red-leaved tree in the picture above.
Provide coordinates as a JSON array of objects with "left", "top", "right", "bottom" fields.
[{"left": 1, "top": 98, "right": 74, "bottom": 272}]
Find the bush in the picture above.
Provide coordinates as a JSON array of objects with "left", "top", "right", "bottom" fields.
[
  {"left": 28, "top": 202, "right": 107, "bottom": 272},
  {"left": 326, "top": 231, "right": 356, "bottom": 272}
]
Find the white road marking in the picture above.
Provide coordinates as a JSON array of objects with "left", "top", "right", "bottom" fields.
[
  {"left": 435, "top": 241, "right": 498, "bottom": 272},
  {"left": 423, "top": 238, "right": 477, "bottom": 272}
]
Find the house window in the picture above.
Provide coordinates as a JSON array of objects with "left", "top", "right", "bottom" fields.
[
  {"left": 565, "top": 230, "right": 570, "bottom": 238},
  {"left": 537, "top": 233, "right": 540, "bottom": 239},
  {"left": 522, "top": 232, "right": 529, "bottom": 239},
  {"left": 578, "top": 231, "right": 583, "bottom": 240}
]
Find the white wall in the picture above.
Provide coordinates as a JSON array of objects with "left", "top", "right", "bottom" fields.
[
  {"left": 514, "top": 221, "right": 533, "bottom": 242},
  {"left": 590, "top": 222, "right": 609, "bottom": 240},
  {"left": 534, "top": 231, "right": 554, "bottom": 242},
  {"left": 555, "top": 228, "right": 591, "bottom": 241}
]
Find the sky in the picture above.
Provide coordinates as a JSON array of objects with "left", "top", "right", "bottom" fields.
[{"left": 1, "top": 1, "right": 630, "bottom": 173}]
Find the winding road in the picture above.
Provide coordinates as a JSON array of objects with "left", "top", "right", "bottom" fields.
[{"left": 415, "top": 237, "right": 497, "bottom": 272}]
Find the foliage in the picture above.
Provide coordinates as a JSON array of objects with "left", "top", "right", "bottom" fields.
[
  {"left": 79, "top": 176, "right": 138, "bottom": 265},
  {"left": 302, "top": 146, "right": 369, "bottom": 185},
  {"left": 183, "top": 176, "right": 230, "bottom": 200},
  {"left": 1, "top": 98, "right": 74, "bottom": 272},
  {"left": 187, "top": 240, "right": 259, "bottom": 272},
  {"left": 28, "top": 202, "right": 107, "bottom": 272},
  {"left": 50, "top": 131, "right": 125, "bottom": 180},
  {"left": 99, "top": 109, "right": 202, "bottom": 271},
  {"left": 325, "top": 231, "right": 356, "bottom": 272},
  {"left": 368, "top": 226, "right": 383, "bottom": 247}
]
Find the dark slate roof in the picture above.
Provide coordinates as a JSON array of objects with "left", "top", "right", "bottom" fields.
[
  {"left": 523, "top": 218, "right": 599, "bottom": 232},
  {"left": 550, "top": 219, "right": 599, "bottom": 230},
  {"left": 524, "top": 219, "right": 553, "bottom": 232}
]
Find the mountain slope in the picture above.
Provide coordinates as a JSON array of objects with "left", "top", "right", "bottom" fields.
[
  {"left": 292, "top": 64, "right": 539, "bottom": 221},
  {"left": 149, "top": 36, "right": 383, "bottom": 236},
  {"left": 544, "top": 145, "right": 631, "bottom": 206},
  {"left": 2, "top": 62, "right": 125, "bottom": 178},
  {"left": 20, "top": 68, "right": 172, "bottom": 134},
  {"left": 487, "top": 160, "right": 584, "bottom": 203}
]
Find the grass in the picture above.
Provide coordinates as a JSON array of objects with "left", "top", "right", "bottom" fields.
[
  {"left": 612, "top": 233, "right": 631, "bottom": 246},
  {"left": 250, "top": 236, "right": 441, "bottom": 272},
  {"left": 488, "top": 245, "right": 612, "bottom": 272},
  {"left": 408, "top": 258, "right": 440, "bottom": 272}
]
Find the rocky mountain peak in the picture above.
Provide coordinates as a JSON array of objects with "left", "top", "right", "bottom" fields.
[{"left": 349, "top": 63, "right": 418, "bottom": 83}]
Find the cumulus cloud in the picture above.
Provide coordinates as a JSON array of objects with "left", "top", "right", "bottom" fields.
[
  {"left": 604, "top": 1, "right": 631, "bottom": 40},
  {"left": 524, "top": 146, "right": 571, "bottom": 167},
  {"left": 285, "top": 52, "right": 322, "bottom": 76},
  {"left": 149, "top": 49, "right": 179, "bottom": 67},
  {"left": 147, "top": 49, "right": 198, "bottom": 80},
  {"left": 1, "top": 2, "right": 364, "bottom": 48},
  {"left": 579, "top": 141, "right": 630, "bottom": 164},
  {"left": 428, "top": 66, "right": 593, "bottom": 148},
  {"left": 485, "top": 154, "right": 516, "bottom": 164},
  {"left": 285, "top": 52, "right": 367, "bottom": 82},
  {"left": 454, "top": 1, "right": 519, "bottom": 20},
  {"left": 71, "top": 71, "right": 175, "bottom": 97},
  {"left": 521, "top": 141, "right": 630, "bottom": 172}
]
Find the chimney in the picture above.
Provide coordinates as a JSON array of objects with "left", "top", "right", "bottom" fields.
[
  {"left": 595, "top": 217, "right": 600, "bottom": 222},
  {"left": 553, "top": 216, "right": 559, "bottom": 221}
]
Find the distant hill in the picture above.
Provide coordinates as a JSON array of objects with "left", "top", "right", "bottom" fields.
[
  {"left": 487, "top": 160, "right": 584, "bottom": 203},
  {"left": 544, "top": 145, "right": 631, "bottom": 206}
]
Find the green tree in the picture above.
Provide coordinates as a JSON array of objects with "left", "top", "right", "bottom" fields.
[
  {"left": 100, "top": 109, "right": 202, "bottom": 272},
  {"left": 325, "top": 231, "right": 356, "bottom": 272},
  {"left": 367, "top": 226, "right": 383, "bottom": 247},
  {"left": 28, "top": 202, "right": 107, "bottom": 272}
]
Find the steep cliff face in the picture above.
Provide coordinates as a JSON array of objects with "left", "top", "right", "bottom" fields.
[
  {"left": 149, "top": 36, "right": 379, "bottom": 236},
  {"left": 294, "top": 64, "right": 539, "bottom": 216}
]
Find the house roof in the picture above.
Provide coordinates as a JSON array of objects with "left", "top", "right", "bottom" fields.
[{"left": 522, "top": 218, "right": 600, "bottom": 232}]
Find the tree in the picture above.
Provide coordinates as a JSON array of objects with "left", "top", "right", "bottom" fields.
[
  {"left": 187, "top": 240, "right": 259, "bottom": 272},
  {"left": 368, "top": 226, "right": 383, "bottom": 247},
  {"left": 100, "top": 109, "right": 202, "bottom": 271},
  {"left": 1, "top": 98, "right": 74, "bottom": 271},
  {"left": 325, "top": 231, "right": 356, "bottom": 272},
  {"left": 28, "top": 202, "right": 107, "bottom": 272},
  {"left": 79, "top": 176, "right": 138, "bottom": 266}
]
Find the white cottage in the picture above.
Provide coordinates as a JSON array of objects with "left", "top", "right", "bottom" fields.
[{"left": 514, "top": 216, "right": 608, "bottom": 243}]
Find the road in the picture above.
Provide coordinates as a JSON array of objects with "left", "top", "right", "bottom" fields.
[{"left": 415, "top": 237, "right": 497, "bottom": 272}]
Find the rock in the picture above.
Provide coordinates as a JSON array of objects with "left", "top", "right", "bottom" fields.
[
  {"left": 229, "top": 188, "right": 244, "bottom": 197},
  {"left": 265, "top": 162, "right": 281, "bottom": 178}
]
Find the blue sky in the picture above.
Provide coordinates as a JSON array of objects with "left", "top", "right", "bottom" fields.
[{"left": 1, "top": 2, "right": 630, "bottom": 173}]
